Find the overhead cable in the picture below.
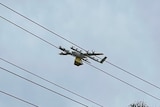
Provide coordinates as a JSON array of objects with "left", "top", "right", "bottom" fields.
[
  {"left": 0, "top": 16, "right": 160, "bottom": 101},
  {"left": 0, "top": 90, "right": 38, "bottom": 107},
  {"left": 106, "top": 61, "right": 160, "bottom": 90},
  {"left": 85, "top": 62, "right": 160, "bottom": 101},
  {"left": 0, "top": 57, "right": 103, "bottom": 107},
  {"left": 0, "top": 16, "right": 59, "bottom": 49},
  {"left": 1, "top": 2, "right": 159, "bottom": 92},
  {"left": 0, "top": 3, "right": 83, "bottom": 50},
  {"left": 0, "top": 66, "right": 88, "bottom": 107}
]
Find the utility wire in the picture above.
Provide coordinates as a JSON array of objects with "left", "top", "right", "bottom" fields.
[
  {"left": 0, "top": 66, "right": 88, "bottom": 107},
  {"left": 106, "top": 61, "right": 160, "bottom": 90},
  {"left": 85, "top": 62, "right": 160, "bottom": 101},
  {"left": 1, "top": 2, "right": 160, "bottom": 92},
  {"left": 0, "top": 57, "right": 103, "bottom": 107},
  {"left": 0, "top": 2, "right": 86, "bottom": 51},
  {"left": 0, "top": 90, "right": 39, "bottom": 107},
  {"left": 0, "top": 16, "right": 59, "bottom": 49},
  {"left": 0, "top": 3, "right": 84, "bottom": 51},
  {"left": 0, "top": 16, "right": 103, "bottom": 107},
  {"left": 0, "top": 16, "right": 160, "bottom": 101}
]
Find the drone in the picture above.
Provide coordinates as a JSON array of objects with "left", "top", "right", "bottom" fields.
[{"left": 59, "top": 46, "right": 107, "bottom": 66}]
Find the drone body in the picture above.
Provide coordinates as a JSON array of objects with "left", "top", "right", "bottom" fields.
[{"left": 59, "top": 46, "right": 107, "bottom": 66}]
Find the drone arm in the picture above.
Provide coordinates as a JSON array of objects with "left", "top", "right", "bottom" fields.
[{"left": 59, "top": 46, "right": 71, "bottom": 55}]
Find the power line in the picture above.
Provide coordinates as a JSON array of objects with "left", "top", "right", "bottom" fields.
[
  {"left": 0, "top": 2, "right": 86, "bottom": 51},
  {"left": 0, "top": 66, "right": 88, "bottom": 107},
  {"left": 1, "top": 2, "right": 160, "bottom": 92},
  {"left": 0, "top": 90, "right": 38, "bottom": 107},
  {"left": 0, "top": 16, "right": 59, "bottom": 49},
  {"left": 106, "top": 61, "right": 160, "bottom": 90},
  {"left": 0, "top": 57, "right": 103, "bottom": 107},
  {"left": 0, "top": 16, "right": 103, "bottom": 107},
  {"left": 0, "top": 2, "right": 85, "bottom": 51},
  {"left": 85, "top": 62, "right": 160, "bottom": 101},
  {"left": 0, "top": 16, "right": 160, "bottom": 101}
]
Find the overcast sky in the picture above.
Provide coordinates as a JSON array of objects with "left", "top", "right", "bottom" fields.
[{"left": 0, "top": 0, "right": 160, "bottom": 107}]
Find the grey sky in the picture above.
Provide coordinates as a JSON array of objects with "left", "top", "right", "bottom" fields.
[{"left": 0, "top": 0, "right": 160, "bottom": 107}]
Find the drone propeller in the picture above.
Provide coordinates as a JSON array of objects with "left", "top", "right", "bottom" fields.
[{"left": 92, "top": 50, "right": 95, "bottom": 54}]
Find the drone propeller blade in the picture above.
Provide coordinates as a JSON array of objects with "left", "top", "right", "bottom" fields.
[{"left": 59, "top": 52, "right": 69, "bottom": 55}]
